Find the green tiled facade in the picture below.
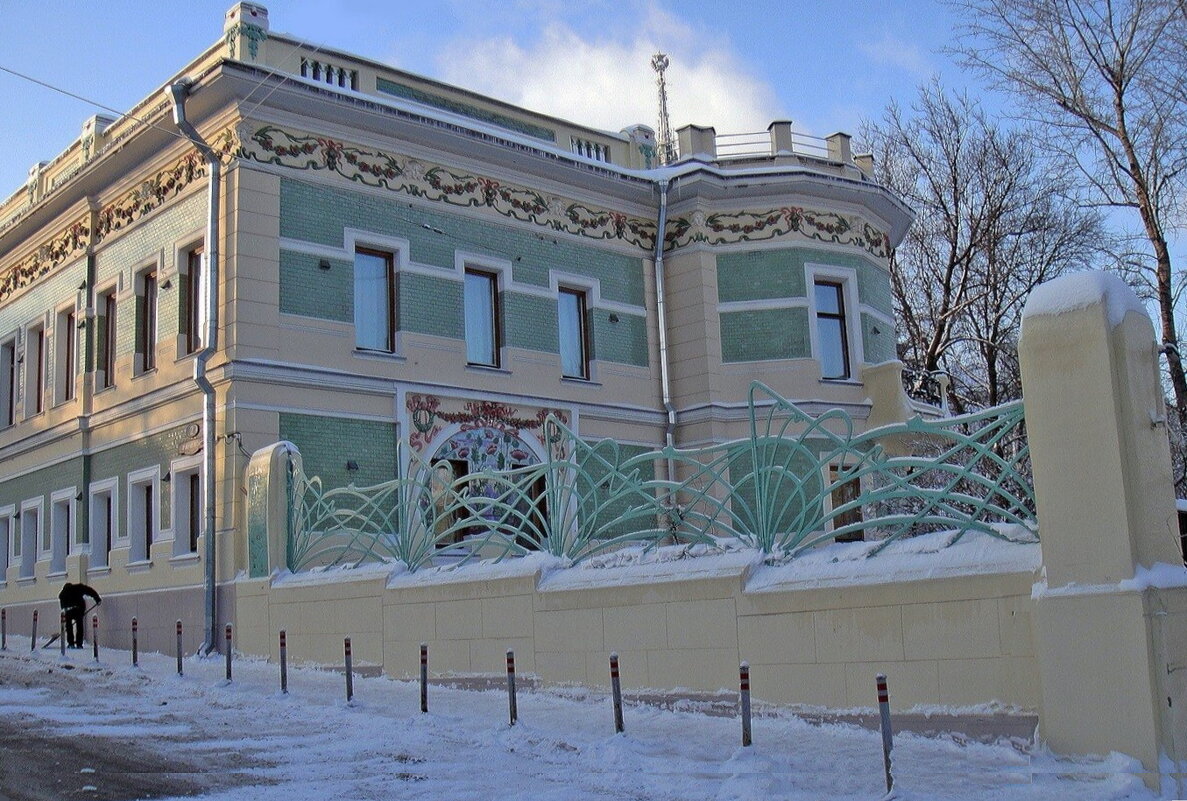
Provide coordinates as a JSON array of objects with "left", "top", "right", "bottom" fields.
[
  {"left": 279, "top": 412, "right": 398, "bottom": 489},
  {"left": 720, "top": 307, "right": 811, "bottom": 363},
  {"left": 278, "top": 178, "right": 650, "bottom": 366}
]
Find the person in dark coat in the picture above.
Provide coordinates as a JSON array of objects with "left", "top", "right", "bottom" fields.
[{"left": 58, "top": 582, "right": 101, "bottom": 648}]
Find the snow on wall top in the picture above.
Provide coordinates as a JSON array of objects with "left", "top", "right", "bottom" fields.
[{"left": 1022, "top": 271, "right": 1148, "bottom": 328}]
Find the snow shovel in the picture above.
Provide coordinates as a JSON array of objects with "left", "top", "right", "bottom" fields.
[{"left": 42, "top": 603, "right": 98, "bottom": 648}]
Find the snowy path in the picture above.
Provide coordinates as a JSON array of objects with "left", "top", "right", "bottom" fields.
[{"left": 0, "top": 639, "right": 1158, "bottom": 801}]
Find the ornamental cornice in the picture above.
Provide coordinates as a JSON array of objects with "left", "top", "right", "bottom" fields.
[
  {"left": 665, "top": 205, "right": 891, "bottom": 258},
  {"left": 236, "top": 124, "right": 659, "bottom": 251}
]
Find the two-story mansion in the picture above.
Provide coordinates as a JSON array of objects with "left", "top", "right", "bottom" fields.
[{"left": 0, "top": 3, "right": 912, "bottom": 651}]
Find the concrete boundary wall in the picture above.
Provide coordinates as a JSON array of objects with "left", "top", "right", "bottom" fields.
[{"left": 232, "top": 560, "right": 1040, "bottom": 712}]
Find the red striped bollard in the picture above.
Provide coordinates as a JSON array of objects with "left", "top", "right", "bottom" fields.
[
  {"left": 30, "top": 609, "right": 38, "bottom": 652},
  {"left": 91, "top": 615, "right": 99, "bottom": 662},
  {"left": 2, "top": 607, "right": 7, "bottom": 650},
  {"left": 506, "top": 649, "right": 518, "bottom": 726},
  {"left": 876, "top": 673, "right": 894, "bottom": 793},
  {"left": 176, "top": 620, "right": 184, "bottom": 676},
  {"left": 609, "top": 653, "right": 624, "bottom": 733},
  {"left": 279, "top": 630, "right": 288, "bottom": 694},
  {"left": 344, "top": 637, "right": 354, "bottom": 704},
  {"left": 59, "top": 612, "right": 66, "bottom": 657},
  {"left": 740, "top": 662, "right": 752, "bottom": 747},
  {"left": 224, "top": 624, "right": 233, "bottom": 682},
  {"left": 419, "top": 643, "right": 428, "bottom": 714},
  {"left": 131, "top": 618, "right": 139, "bottom": 667}
]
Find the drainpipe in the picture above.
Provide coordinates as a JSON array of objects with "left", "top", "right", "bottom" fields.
[
  {"left": 653, "top": 179, "right": 677, "bottom": 490},
  {"left": 167, "top": 79, "right": 221, "bottom": 655}
]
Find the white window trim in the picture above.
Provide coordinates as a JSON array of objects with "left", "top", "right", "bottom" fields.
[
  {"left": 20, "top": 497, "right": 43, "bottom": 570},
  {"left": 167, "top": 454, "right": 204, "bottom": 556},
  {"left": 133, "top": 260, "right": 162, "bottom": 375},
  {"left": 805, "top": 263, "right": 864, "bottom": 379},
  {"left": 48, "top": 487, "right": 76, "bottom": 573},
  {"left": 126, "top": 465, "right": 160, "bottom": 563},
  {"left": 53, "top": 303, "right": 78, "bottom": 406},
  {"left": 458, "top": 252, "right": 509, "bottom": 368},
  {"left": 88, "top": 477, "right": 119, "bottom": 566},
  {"left": 23, "top": 317, "right": 47, "bottom": 418},
  {"left": 349, "top": 239, "right": 404, "bottom": 356},
  {"left": 0, "top": 503, "right": 13, "bottom": 581}
]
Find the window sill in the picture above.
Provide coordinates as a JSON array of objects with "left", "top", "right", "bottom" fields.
[
  {"left": 132, "top": 367, "right": 158, "bottom": 380},
  {"left": 465, "top": 363, "right": 511, "bottom": 376},
  {"left": 17, "top": 576, "right": 36, "bottom": 585},
  {"left": 125, "top": 559, "right": 153, "bottom": 573},
  {"left": 47, "top": 570, "right": 67, "bottom": 579},
  {"left": 169, "top": 553, "right": 200, "bottom": 565},
  {"left": 818, "top": 378, "right": 863, "bottom": 387},
  {"left": 560, "top": 376, "right": 600, "bottom": 387},
  {"left": 95, "top": 384, "right": 117, "bottom": 396},
  {"left": 87, "top": 566, "right": 112, "bottom": 576},
  {"left": 353, "top": 348, "right": 406, "bottom": 363}
]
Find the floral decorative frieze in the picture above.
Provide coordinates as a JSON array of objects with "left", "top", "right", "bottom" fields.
[
  {"left": 666, "top": 206, "right": 891, "bottom": 259},
  {"left": 93, "top": 152, "right": 207, "bottom": 243},
  {"left": 407, "top": 393, "right": 569, "bottom": 461},
  {"left": 0, "top": 219, "right": 90, "bottom": 304},
  {"left": 238, "top": 125, "right": 659, "bottom": 251}
]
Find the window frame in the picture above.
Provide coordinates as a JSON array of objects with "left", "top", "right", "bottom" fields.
[
  {"left": 806, "top": 264, "right": 863, "bottom": 382},
  {"left": 88, "top": 477, "right": 118, "bottom": 570},
  {"left": 55, "top": 305, "right": 77, "bottom": 404},
  {"left": 353, "top": 246, "right": 397, "bottom": 353},
  {"left": 126, "top": 466, "right": 160, "bottom": 564},
  {"left": 49, "top": 488, "right": 76, "bottom": 575},
  {"left": 19, "top": 497, "right": 42, "bottom": 578},
  {"left": 1, "top": 336, "right": 16, "bottom": 427},
  {"left": 0, "top": 505, "right": 13, "bottom": 583},
  {"left": 557, "top": 286, "right": 591, "bottom": 380},
  {"left": 99, "top": 287, "right": 117, "bottom": 389},
  {"left": 184, "top": 246, "right": 204, "bottom": 356},
  {"left": 25, "top": 322, "right": 45, "bottom": 416},
  {"left": 137, "top": 267, "right": 159, "bottom": 374},
  {"left": 464, "top": 267, "right": 502, "bottom": 368},
  {"left": 168, "top": 454, "right": 203, "bottom": 557}
]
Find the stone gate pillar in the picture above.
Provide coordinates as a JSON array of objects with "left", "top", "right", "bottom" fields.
[
  {"left": 244, "top": 441, "right": 301, "bottom": 578},
  {"left": 1019, "top": 271, "right": 1186, "bottom": 790}
]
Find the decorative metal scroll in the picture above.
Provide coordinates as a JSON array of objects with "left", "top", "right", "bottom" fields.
[{"left": 285, "top": 382, "right": 1035, "bottom": 573}]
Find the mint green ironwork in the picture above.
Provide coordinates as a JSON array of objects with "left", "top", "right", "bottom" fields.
[{"left": 284, "top": 382, "right": 1035, "bottom": 573}]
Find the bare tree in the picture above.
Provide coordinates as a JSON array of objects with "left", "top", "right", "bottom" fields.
[
  {"left": 948, "top": 0, "right": 1187, "bottom": 435},
  {"left": 863, "top": 83, "right": 1101, "bottom": 410}
]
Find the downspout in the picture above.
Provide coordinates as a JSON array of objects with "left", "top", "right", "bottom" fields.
[
  {"left": 167, "top": 79, "right": 221, "bottom": 655},
  {"left": 653, "top": 179, "right": 677, "bottom": 491}
]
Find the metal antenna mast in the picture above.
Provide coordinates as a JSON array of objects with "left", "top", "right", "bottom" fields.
[{"left": 652, "top": 53, "right": 676, "bottom": 165}]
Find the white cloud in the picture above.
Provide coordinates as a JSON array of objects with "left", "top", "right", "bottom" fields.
[
  {"left": 858, "top": 33, "right": 931, "bottom": 79},
  {"left": 432, "top": 4, "right": 781, "bottom": 135}
]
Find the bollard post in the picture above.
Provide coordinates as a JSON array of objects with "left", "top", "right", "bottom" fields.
[
  {"left": 279, "top": 630, "right": 288, "bottom": 694},
  {"left": 506, "top": 649, "right": 518, "bottom": 726},
  {"left": 1, "top": 607, "right": 6, "bottom": 650},
  {"left": 876, "top": 673, "right": 894, "bottom": 793},
  {"left": 610, "top": 653, "right": 625, "bottom": 734},
  {"left": 740, "top": 662, "right": 752, "bottom": 747},
  {"left": 30, "top": 609, "right": 38, "bottom": 652},
  {"left": 131, "top": 618, "right": 139, "bottom": 667},
  {"left": 59, "top": 612, "right": 66, "bottom": 658},
  {"left": 344, "top": 637, "right": 354, "bottom": 704},
  {"left": 91, "top": 615, "right": 99, "bottom": 662},
  {"left": 420, "top": 643, "right": 428, "bottom": 714},
  {"left": 224, "top": 624, "right": 233, "bottom": 682},
  {"left": 176, "top": 620, "right": 184, "bottom": 676}
]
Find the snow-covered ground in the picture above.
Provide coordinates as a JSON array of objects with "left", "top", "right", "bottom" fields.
[{"left": 0, "top": 637, "right": 1166, "bottom": 800}]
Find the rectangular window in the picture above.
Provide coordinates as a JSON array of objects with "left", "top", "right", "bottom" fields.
[
  {"left": 185, "top": 248, "right": 203, "bottom": 355},
  {"left": 558, "top": 288, "right": 590, "bottom": 379},
  {"left": 26, "top": 325, "right": 45, "bottom": 416},
  {"left": 127, "top": 469, "right": 158, "bottom": 563},
  {"left": 100, "top": 290, "right": 117, "bottom": 388},
  {"left": 188, "top": 473, "right": 200, "bottom": 554},
  {"left": 56, "top": 309, "right": 76, "bottom": 403},
  {"left": 814, "top": 281, "right": 850, "bottom": 380},
  {"left": 0, "top": 511, "right": 10, "bottom": 581},
  {"left": 19, "top": 503, "right": 39, "bottom": 578},
  {"left": 353, "top": 248, "right": 396, "bottom": 352},
  {"left": 50, "top": 495, "right": 71, "bottom": 574},
  {"left": 89, "top": 483, "right": 116, "bottom": 570},
  {"left": 1, "top": 339, "right": 15, "bottom": 426},
  {"left": 464, "top": 269, "right": 500, "bottom": 367},
  {"left": 138, "top": 270, "right": 157, "bottom": 372}
]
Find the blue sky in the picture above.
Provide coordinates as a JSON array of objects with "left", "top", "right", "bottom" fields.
[{"left": 0, "top": 0, "right": 981, "bottom": 197}]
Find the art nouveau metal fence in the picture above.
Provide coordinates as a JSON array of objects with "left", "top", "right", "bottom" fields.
[{"left": 285, "top": 382, "right": 1036, "bottom": 573}]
